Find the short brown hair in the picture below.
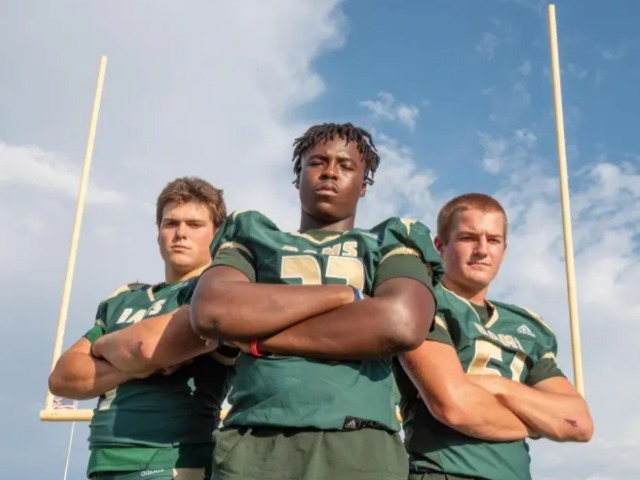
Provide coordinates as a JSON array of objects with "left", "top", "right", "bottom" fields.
[
  {"left": 437, "top": 193, "right": 508, "bottom": 244},
  {"left": 156, "top": 177, "right": 227, "bottom": 228}
]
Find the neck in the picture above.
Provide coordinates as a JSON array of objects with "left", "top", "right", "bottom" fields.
[
  {"left": 442, "top": 275, "right": 489, "bottom": 306},
  {"left": 299, "top": 211, "right": 355, "bottom": 233},
  {"left": 165, "top": 263, "right": 208, "bottom": 284}
]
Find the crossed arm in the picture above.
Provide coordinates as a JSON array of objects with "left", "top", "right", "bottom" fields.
[
  {"left": 399, "top": 340, "right": 535, "bottom": 441},
  {"left": 48, "top": 337, "right": 150, "bottom": 400},
  {"left": 399, "top": 339, "right": 593, "bottom": 443},
  {"left": 468, "top": 374, "right": 593, "bottom": 442},
  {"left": 190, "top": 264, "right": 436, "bottom": 359}
]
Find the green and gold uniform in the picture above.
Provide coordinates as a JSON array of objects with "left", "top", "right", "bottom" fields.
[
  {"left": 210, "top": 210, "right": 443, "bottom": 480},
  {"left": 84, "top": 278, "right": 235, "bottom": 480},
  {"left": 395, "top": 285, "right": 565, "bottom": 480}
]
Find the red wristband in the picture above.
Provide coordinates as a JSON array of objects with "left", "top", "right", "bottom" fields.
[{"left": 250, "top": 339, "right": 262, "bottom": 357}]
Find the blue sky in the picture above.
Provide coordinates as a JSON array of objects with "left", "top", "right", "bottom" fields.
[{"left": 1, "top": 1, "right": 638, "bottom": 479}]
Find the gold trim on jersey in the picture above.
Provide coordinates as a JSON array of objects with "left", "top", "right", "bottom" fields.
[
  {"left": 97, "top": 387, "right": 117, "bottom": 411},
  {"left": 218, "top": 241, "right": 253, "bottom": 259},
  {"left": 441, "top": 286, "right": 500, "bottom": 327},
  {"left": 484, "top": 300, "right": 499, "bottom": 328},
  {"left": 104, "top": 282, "right": 146, "bottom": 301},
  {"left": 146, "top": 285, "right": 155, "bottom": 301},
  {"left": 521, "top": 306, "right": 554, "bottom": 332},
  {"left": 290, "top": 231, "right": 344, "bottom": 244},
  {"left": 96, "top": 319, "right": 106, "bottom": 329},
  {"left": 542, "top": 352, "right": 556, "bottom": 361},
  {"left": 434, "top": 315, "right": 448, "bottom": 331},
  {"left": 400, "top": 218, "right": 417, "bottom": 235},
  {"left": 380, "top": 246, "right": 420, "bottom": 263}
]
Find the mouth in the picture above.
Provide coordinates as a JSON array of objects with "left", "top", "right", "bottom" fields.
[
  {"left": 171, "top": 245, "right": 190, "bottom": 252},
  {"left": 315, "top": 183, "right": 339, "bottom": 196}
]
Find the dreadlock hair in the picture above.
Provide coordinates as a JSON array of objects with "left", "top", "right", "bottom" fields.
[{"left": 291, "top": 122, "right": 380, "bottom": 186}]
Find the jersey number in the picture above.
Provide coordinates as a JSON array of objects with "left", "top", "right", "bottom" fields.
[
  {"left": 467, "top": 339, "right": 527, "bottom": 382},
  {"left": 280, "top": 255, "right": 365, "bottom": 291}
]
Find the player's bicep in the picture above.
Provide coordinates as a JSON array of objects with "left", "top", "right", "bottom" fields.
[{"left": 65, "top": 337, "right": 93, "bottom": 356}]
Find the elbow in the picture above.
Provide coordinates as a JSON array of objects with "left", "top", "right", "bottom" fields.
[
  {"left": 48, "top": 370, "right": 65, "bottom": 397},
  {"left": 190, "top": 283, "right": 228, "bottom": 340},
  {"left": 557, "top": 414, "right": 594, "bottom": 443},
  {"left": 48, "top": 370, "right": 90, "bottom": 401},
  {"left": 432, "top": 400, "right": 472, "bottom": 430},
  {"left": 387, "top": 313, "right": 428, "bottom": 353}
]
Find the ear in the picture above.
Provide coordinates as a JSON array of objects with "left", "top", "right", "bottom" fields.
[
  {"left": 433, "top": 236, "right": 445, "bottom": 257},
  {"left": 359, "top": 180, "right": 367, "bottom": 198}
]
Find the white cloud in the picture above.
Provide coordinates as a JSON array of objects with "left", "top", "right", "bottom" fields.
[
  {"left": 476, "top": 32, "right": 500, "bottom": 60},
  {"left": 518, "top": 60, "right": 532, "bottom": 76},
  {"left": 478, "top": 128, "right": 537, "bottom": 174},
  {"left": 360, "top": 92, "right": 420, "bottom": 130},
  {"left": 567, "top": 63, "right": 589, "bottom": 80},
  {"left": 600, "top": 45, "right": 625, "bottom": 61},
  {"left": 358, "top": 135, "right": 438, "bottom": 226},
  {"left": 475, "top": 130, "right": 640, "bottom": 478},
  {"left": 0, "top": 1, "right": 346, "bottom": 477},
  {"left": 0, "top": 142, "right": 126, "bottom": 204}
]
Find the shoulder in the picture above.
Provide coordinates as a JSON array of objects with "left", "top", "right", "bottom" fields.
[
  {"left": 369, "top": 217, "right": 434, "bottom": 239},
  {"left": 492, "top": 300, "right": 557, "bottom": 338},
  {"left": 101, "top": 282, "right": 149, "bottom": 304},
  {"left": 225, "top": 210, "right": 278, "bottom": 230}
]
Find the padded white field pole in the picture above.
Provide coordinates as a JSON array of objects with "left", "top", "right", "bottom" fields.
[
  {"left": 43, "top": 55, "right": 108, "bottom": 412},
  {"left": 547, "top": 5, "right": 584, "bottom": 396}
]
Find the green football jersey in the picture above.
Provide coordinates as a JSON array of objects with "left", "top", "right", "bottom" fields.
[
  {"left": 210, "top": 210, "right": 443, "bottom": 431},
  {"left": 83, "top": 278, "right": 234, "bottom": 476},
  {"left": 395, "top": 285, "right": 565, "bottom": 480}
]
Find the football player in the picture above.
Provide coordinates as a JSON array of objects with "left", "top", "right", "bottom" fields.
[
  {"left": 395, "top": 193, "right": 593, "bottom": 480},
  {"left": 49, "top": 177, "right": 235, "bottom": 480},
  {"left": 190, "top": 123, "right": 443, "bottom": 480}
]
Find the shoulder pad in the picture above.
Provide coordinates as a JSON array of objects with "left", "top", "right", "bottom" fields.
[
  {"left": 103, "top": 282, "right": 148, "bottom": 301},
  {"left": 493, "top": 301, "right": 555, "bottom": 333}
]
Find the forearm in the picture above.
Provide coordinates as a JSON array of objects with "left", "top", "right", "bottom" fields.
[
  {"left": 442, "top": 383, "right": 534, "bottom": 441},
  {"left": 93, "top": 306, "right": 214, "bottom": 372},
  {"left": 191, "top": 274, "right": 355, "bottom": 341},
  {"left": 494, "top": 380, "right": 591, "bottom": 442},
  {"left": 49, "top": 352, "right": 134, "bottom": 400},
  {"left": 260, "top": 300, "right": 416, "bottom": 359},
  {"left": 400, "top": 353, "right": 532, "bottom": 441},
  {"left": 259, "top": 277, "right": 434, "bottom": 359}
]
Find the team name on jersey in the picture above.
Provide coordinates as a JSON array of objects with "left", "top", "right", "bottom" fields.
[
  {"left": 115, "top": 299, "right": 167, "bottom": 325},
  {"left": 473, "top": 322, "right": 525, "bottom": 352},
  {"left": 281, "top": 241, "right": 359, "bottom": 257}
]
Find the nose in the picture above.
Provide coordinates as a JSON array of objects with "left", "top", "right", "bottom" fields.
[
  {"left": 320, "top": 160, "right": 339, "bottom": 180},
  {"left": 474, "top": 236, "right": 488, "bottom": 256},
  {"left": 174, "top": 222, "right": 188, "bottom": 239}
]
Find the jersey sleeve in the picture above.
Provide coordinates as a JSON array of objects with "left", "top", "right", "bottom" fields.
[
  {"left": 525, "top": 336, "right": 566, "bottom": 386},
  {"left": 371, "top": 218, "right": 443, "bottom": 293},
  {"left": 83, "top": 302, "right": 107, "bottom": 344},
  {"left": 210, "top": 210, "right": 259, "bottom": 282},
  {"left": 426, "top": 314, "right": 455, "bottom": 346}
]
